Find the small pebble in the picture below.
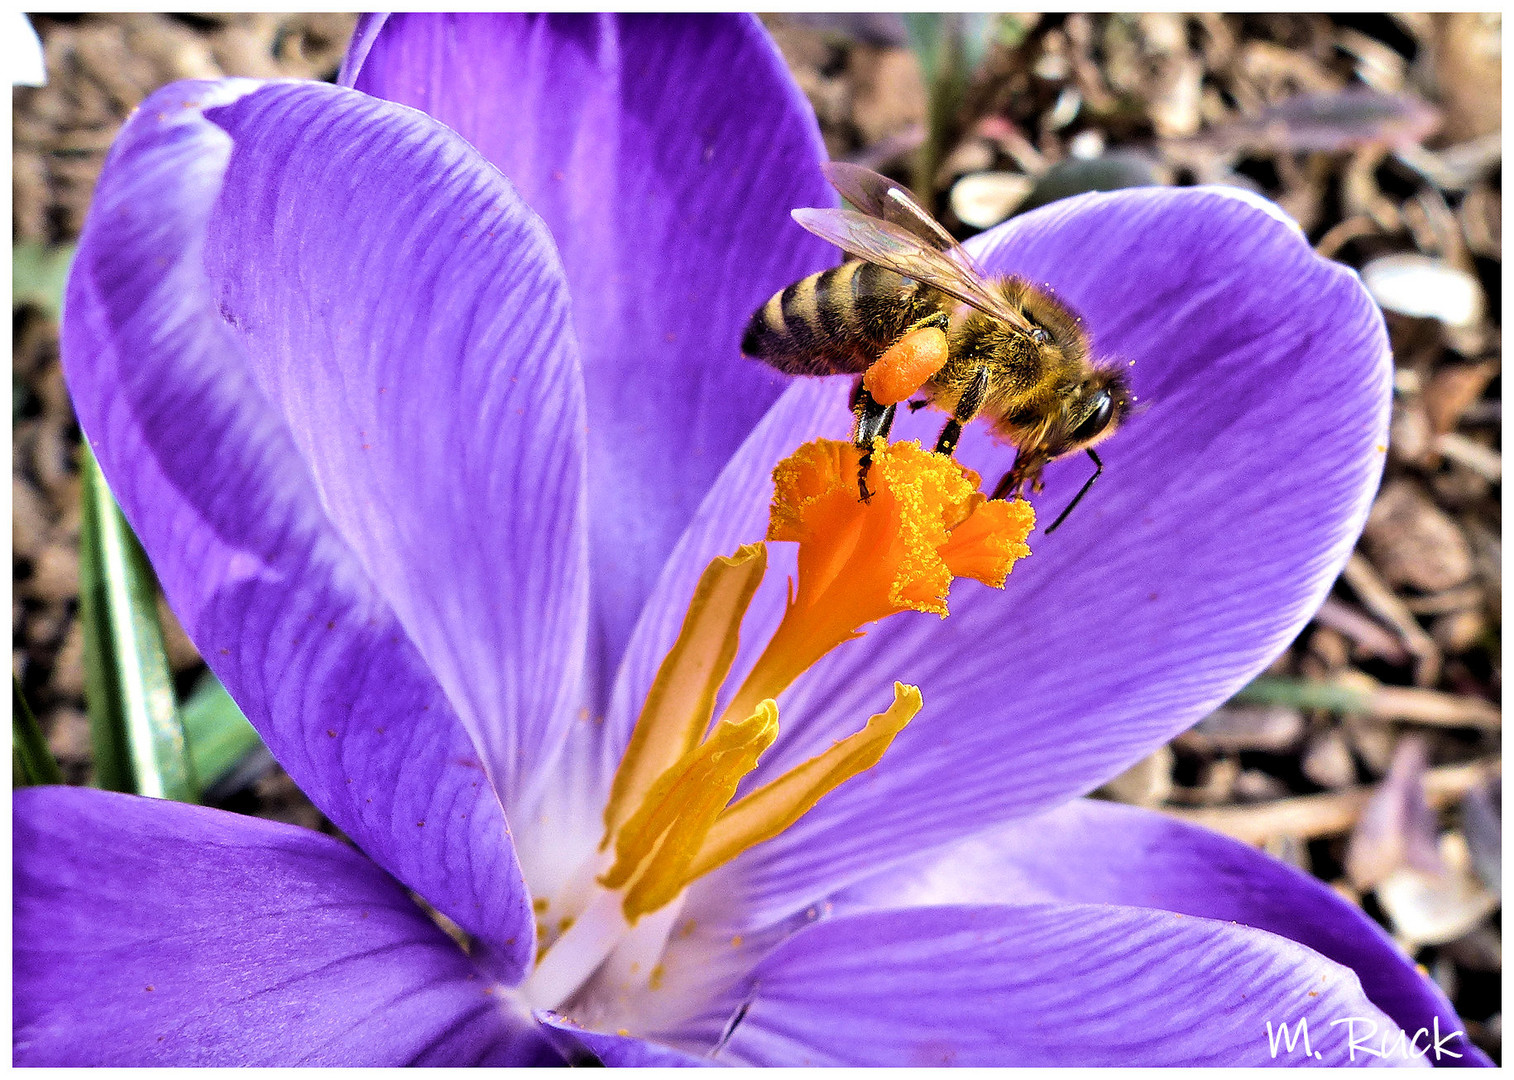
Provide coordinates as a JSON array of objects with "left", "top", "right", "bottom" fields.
[
  {"left": 1302, "top": 728, "right": 1357, "bottom": 789},
  {"left": 1362, "top": 253, "right": 1484, "bottom": 328},
  {"left": 44, "top": 706, "right": 92, "bottom": 763},
  {"left": 949, "top": 171, "right": 1033, "bottom": 229},
  {"left": 1233, "top": 768, "right": 1288, "bottom": 803},
  {"left": 50, "top": 619, "right": 85, "bottom": 699},
  {"left": 29, "top": 543, "right": 80, "bottom": 605},
  {"left": 1179, "top": 704, "right": 1303, "bottom": 753},
  {"left": 1363, "top": 479, "right": 1474, "bottom": 592},
  {"left": 12, "top": 478, "right": 49, "bottom": 563}
]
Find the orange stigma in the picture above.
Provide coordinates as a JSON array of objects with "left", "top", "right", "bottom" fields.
[{"left": 722, "top": 436, "right": 1034, "bottom": 722}]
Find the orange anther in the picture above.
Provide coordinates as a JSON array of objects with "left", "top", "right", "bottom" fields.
[{"left": 862, "top": 326, "right": 948, "bottom": 406}]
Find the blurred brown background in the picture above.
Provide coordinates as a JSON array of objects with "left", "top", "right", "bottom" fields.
[{"left": 12, "top": 12, "right": 1501, "bottom": 1059}]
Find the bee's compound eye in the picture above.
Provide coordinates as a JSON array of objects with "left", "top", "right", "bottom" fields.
[
  {"left": 1069, "top": 389, "right": 1114, "bottom": 444},
  {"left": 1030, "top": 325, "right": 1050, "bottom": 345}
]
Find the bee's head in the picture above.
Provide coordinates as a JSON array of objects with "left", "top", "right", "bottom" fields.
[{"left": 1050, "top": 366, "right": 1130, "bottom": 457}]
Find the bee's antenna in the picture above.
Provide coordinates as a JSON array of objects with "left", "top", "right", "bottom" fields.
[{"left": 1044, "top": 449, "right": 1102, "bottom": 534}]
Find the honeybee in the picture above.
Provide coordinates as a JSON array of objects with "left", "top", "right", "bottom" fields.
[{"left": 742, "top": 162, "right": 1130, "bottom": 532}]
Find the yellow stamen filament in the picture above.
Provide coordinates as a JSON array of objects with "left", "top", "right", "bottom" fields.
[
  {"left": 526, "top": 437, "right": 1034, "bottom": 1007},
  {"left": 686, "top": 682, "right": 922, "bottom": 883},
  {"left": 600, "top": 543, "right": 767, "bottom": 844},
  {"left": 600, "top": 703, "right": 779, "bottom": 922}
]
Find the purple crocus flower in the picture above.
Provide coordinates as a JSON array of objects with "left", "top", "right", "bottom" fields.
[{"left": 17, "top": 14, "right": 1487, "bottom": 1068}]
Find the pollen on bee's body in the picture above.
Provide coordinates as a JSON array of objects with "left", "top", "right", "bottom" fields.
[{"left": 863, "top": 325, "right": 949, "bottom": 406}]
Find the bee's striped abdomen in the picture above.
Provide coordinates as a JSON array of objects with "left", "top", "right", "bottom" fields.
[{"left": 742, "top": 261, "right": 921, "bottom": 377}]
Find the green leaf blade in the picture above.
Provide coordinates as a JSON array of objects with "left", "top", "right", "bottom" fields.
[
  {"left": 13, "top": 677, "right": 63, "bottom": 787},
  {"left": 13, "top": 242, "right": 77, "bottom": 320},
  {"left": 78, "top": 445, "right": 197, "bottom": 802},
  {"left": 180, "top": 672, "right": 266, "bottom": 797}
]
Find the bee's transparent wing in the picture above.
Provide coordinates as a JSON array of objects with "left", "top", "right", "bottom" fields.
[
  {"left": 793, "top": 206, "right": 1036, "bottom": 333},
  {"left": 822, "top": 162, "right": 961, "bottom": 253}
]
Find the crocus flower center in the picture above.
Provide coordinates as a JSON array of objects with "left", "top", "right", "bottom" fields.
[{"left": 522, "top": 438, "right": 1033, "bottom": 1012}]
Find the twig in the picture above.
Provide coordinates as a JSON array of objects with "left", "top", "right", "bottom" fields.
[
  {"left": 1165, "top": 760, "right": 1497, "bottom": 845},
  {"left": 1313, "top": 595, "right": 1409, "bottom": 664},
  {"left": 1314, "top": 214, "right": 1381, "bottom": 260},
  {"left": 1367, "top": 682, "right": 1502, "bottom": 731},
  {"left": 1234, "top": 673, "right": 1501, "bottom": 731},
  {"left": 975, "top": 115, "right": 1047, "bottom": 175},
  {"left": 1341, "top": 554, "right": 1442, "bottom": 686},
  {"left": 1435, "top": 431, "right": 1502, "bottom": 483},
  {"left": 1404, "top": 584, "right": 1485, "bottom": 616}
]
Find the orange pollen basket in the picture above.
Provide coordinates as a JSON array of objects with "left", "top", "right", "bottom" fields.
[{"left": 862, "top": 325, "right": 949, "bottom": 406}]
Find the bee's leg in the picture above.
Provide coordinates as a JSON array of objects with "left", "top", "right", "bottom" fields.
[
  {"left": 933, "top": 364, "right": 991, "bottom": 458},
  {"left": 991, "top": 446, "right": 1046, "bottom": 502},
  {"left": 1043, "top": 449, "right": 1103, "bottom": 534},
  {"left": 851, "top": 384, "right": 896, "bottom": 503},
  {"left": 990, "top": 468, "right": 1018, "bottom": 502},
  {"left": 906, "top": 312, "right": 950, "bottom": 336},
  {"left": 907, "top": 399, "right": 931, "bottom": 413}
]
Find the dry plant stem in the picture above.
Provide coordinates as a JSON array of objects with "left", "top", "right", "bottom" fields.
[
  {"left": 1239, "top": 672, "right": 1501, "bottom": 730},
  {"left": 1403, "top": 584, "right": 1484, "bottom": 616},
  {"left": 1341, "top": 554, "right": 1442, "bottom": 686},
  {"left": 1434, "top": 432, "right": 1502, "bottom": 482},
  {"left": 1409, "top": 184, "right": 1468, "bottom": 265},
  {"left": 1166, "top": 759, "right": 1497, "bottom": 845},
  {"left": 989, "top": 123, "right": 1047, "bottom": 175},
  {"left": 1313, "top": 214, "right": 1381, "bottom": 260},
  {"left": 1313, "top": 595, "right": 1410, "bottom": 664},
  {"left": 1366, "top": 684, "right": 1501, "bottom": 731}
]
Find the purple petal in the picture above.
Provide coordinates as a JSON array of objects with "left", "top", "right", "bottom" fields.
[
  {"left": 340, "top": 13, "right": 387, "bottom": 79},
  {"left": 834, "top": 799, "right": 1490, "bottom": 1066},
  {"left": 715, "top": 903, "right": 1420, "bottom": 1066},
  {"left": 61, "top": 78, "right": 592, "bottom": 976},
  {"left": 607, "top": 186, "right": 1390, "bottom": 923},
  {"left": 14, "top": 787, "right": 561, "bottom": 1066},
  {"left": 345, "top": 13, "right": 837, "bottom": 700}
]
